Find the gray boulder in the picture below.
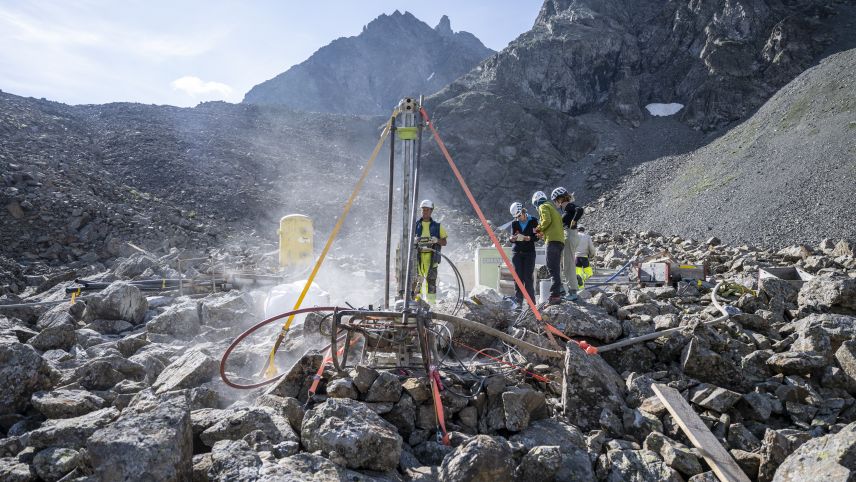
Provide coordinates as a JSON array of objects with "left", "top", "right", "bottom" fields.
[
  {"left": 690, "top": 385, "right": 742, "bottom": 413},
  {"left": 516, "top": 444, "right": 594, "bottom": 481},
  {"left": 382, "top": 393, "right": 416, "bottom": 436},
  {"left": 326, "top": 378, "right": 359, "bottom": 399},
  {"left": 773, "top": 422, "right": 856, "bottom": 481},
  {"left": 87, "top": 390, "right": 192, "bottom": 481},
  {"left": 0, "top": 457, "right": 33, "bottom": 482},
  {"left": 644, "top": 432, "right": 703, "bottom": 477},
  {"left": 207, "top": 439, "right": 261, "bottom": 482},
  {"left": 759, "top": 429, "right": 794, "bottom": 481},
  {"left": 29, "top": 323, "right": 76, "bottom": 351},
  {"left": 152, "top": 349, "right": 217, "bottom": 394},
  {"left": 82, "top": 281, "right": 148, "bottom": 324},
  {"left": 515, "top": 445, "right": 563, "bottom": 480},
  {"left": 509, "top": 418, "right": 586, "bottom": 452},
  {"left": 790, "top": 313, "right": 856, "bottom": 357},
  {"left": 265, "top": 352, "right": 322, "bottom": 402},
  {"left": 501, "top": 386, "right": 548, "bottom": 432},
  {"left": 439, "top": 435, "right": 514, "bottom": 482},
  {"left": 352, "top": 365, "right": 380, "bottom": 394},
  {"left": 113, "top": 253, "right": 156, "bottom": 278},
  {"left": 301, "top": 398, "right": 402, "bottom": 471},
  {"left": 200, "top": 291, "right": 257, "bottom": 329},
  {"left": 834, "top": 340, "right": 856, "bottom": 394},
  {"left": 27, "top": 407, "right": 119, "bottom": 449},
  {"left": 30, "top": 307, "right": 77, "bottom": 351},
  {"left": 766, "top": 352, "right": 827, "bottom": 375},
  {"left": 32, "top": 447, "right": 80, "bottom": 482},
  {"left": 31, "top": 389, "right": 105, "bottom": 419},
  {"left": 85, "top": 318, "right": 134, "bottom": 335},
  {"left": 561, "top": 342, "right": 627, "bottom": 431},
  {"left": 0, "top": 337, "right": 56, "bottom": 413},
  {"left": 255, "top": 394, "right": 305, "bottom": 432},
  {"left": 600, "top": 449, "right": 682, "bottom": 482},
  {"left": 146, "top": 301, "right": 201, "bottom": 339},
  {"left": 798, "top": 278, "right": 856, "bottom": 315},
  {"left": 542, "top": 302, "right": 623, "bottom": 342},
  {"left": 681, "top": 337, "right": 744, "bottom": 389},
  {"left": 262, "top": 452, "right": 349, "bottom": 481},
  {"left": 62, "top": 357, "right": 142, "bottom": 390},
  {"left": 365, "top": 371, "right": 403, "bottom": 402},
  {"left": 200, "top": 406, "right": 297, "bottom": 447}
]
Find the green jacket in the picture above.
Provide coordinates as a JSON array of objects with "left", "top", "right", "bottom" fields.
[{"left": 537, "top": 202, "right": 565, "bottom": 244}]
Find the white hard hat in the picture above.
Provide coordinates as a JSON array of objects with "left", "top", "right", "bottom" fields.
[
  {"left": 509, "top": 202, "right": 523, "bottom": 216},
  {"left": 550, "top": 187, "right": 569, "bottom": 201},
  {"left": 420, "top": 199, "right": 434, "bottom": 209},
  {"left": 531, "top": 191, "right": 547, "bottom": 206}
]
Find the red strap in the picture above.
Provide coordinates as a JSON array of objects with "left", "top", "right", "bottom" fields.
[
  {"left": 307, "top": 350, "right": 333, "bottom": 397},
  {"left": 420, "top": 107, "right": 542, "bottom": 322},
  {"left": 544, "top": 323, "right": 598, "bottom": 354},
  {"left": 307, "top": 336, "right": 362, "bottom": 398},
  {"left": 429, "top": 366, "right": 451, "bottom": 446}
]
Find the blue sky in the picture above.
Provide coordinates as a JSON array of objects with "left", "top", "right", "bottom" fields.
[{"left": 0, "top": 1, "right": 542, "bottom": 107}]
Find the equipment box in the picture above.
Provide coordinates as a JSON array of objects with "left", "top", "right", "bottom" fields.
[
  {"left": 758, "top": 266, "right": 814, "bottom": 289},
  {"left": 636, "top": 261, "right": 707, "bottom": 287}
]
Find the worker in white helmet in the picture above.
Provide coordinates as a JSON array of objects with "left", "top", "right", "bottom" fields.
[
  {"left": 551, "top": 187, "right": 584, "bottom": 301},
  {"left": 509, "top": 201, "right": 538, "bottom": 305},
  {"left": 413, "top": 199, "right": 447, "bottom": 304}
]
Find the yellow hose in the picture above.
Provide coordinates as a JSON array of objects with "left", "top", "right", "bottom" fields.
[{"left": 262, "top": 110, "right": 398, "bottom": 377}]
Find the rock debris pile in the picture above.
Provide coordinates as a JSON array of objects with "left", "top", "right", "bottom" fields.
[{"left": 0, "top": 232, "right": 854, "bottom": 481}]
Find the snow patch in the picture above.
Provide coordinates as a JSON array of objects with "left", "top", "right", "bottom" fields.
[
  {"left": 645, "top": 103, "right": 684, "bottom": 116},
  {"left": 426, "top": 72, "right": 435, "bottom": 81}
]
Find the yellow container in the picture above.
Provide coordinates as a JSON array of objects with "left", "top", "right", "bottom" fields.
[{"left": 278, "top": 215, "right": 313, "bottom": 270}]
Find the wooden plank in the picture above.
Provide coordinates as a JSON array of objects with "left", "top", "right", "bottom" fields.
[{"left": 652, "top": 383, "right": 751, "bottom": 482}]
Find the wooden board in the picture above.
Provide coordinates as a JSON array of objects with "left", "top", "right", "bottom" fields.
[{"left": 652, "top": 383, "right": 751, "bottom": 482}]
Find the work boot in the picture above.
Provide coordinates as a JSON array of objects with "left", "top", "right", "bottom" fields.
[
  {"left": 563, "top": 292, "right": 579, "bottom": 302},
  {"left": 548, "top": 296, "right": 563, "bottom": 305}
]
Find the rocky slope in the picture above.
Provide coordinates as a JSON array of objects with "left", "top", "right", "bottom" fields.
[
  {"left": 0, "top": 92, "right": 386, "bottom": 269},
  {"left": 420, "top": 0, "right": 855, "bottom": 223},
  {"left": 588, "top": 48, "right": 856, "bottom": 246},
  {"left": 243, "top": 12, "right": 494, "bottom": 115},
  {"left": 1, "top": 231, "right": 855, "bottom": 480}
]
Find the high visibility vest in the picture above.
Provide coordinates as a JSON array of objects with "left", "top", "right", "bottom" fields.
[{"left": 415, "top": 219, "right": 442, "bottom": 264}]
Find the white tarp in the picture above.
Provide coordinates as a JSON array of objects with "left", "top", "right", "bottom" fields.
[{"left": 645, "top": 103, "right": 684, "bottom": 116}]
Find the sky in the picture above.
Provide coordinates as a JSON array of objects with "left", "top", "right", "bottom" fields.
[{"left": 0, "top": 1, "right": 542, "bottom": 107}]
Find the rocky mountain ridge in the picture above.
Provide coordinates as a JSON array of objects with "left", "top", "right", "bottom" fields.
[
  {"left": 587, "top": 48, "right": 856, "bottom": 246},
  {"left": 420, "top": 0, "right": 856, "bottom": 230},
  {"left": 243, "top": 11, "right": 494, "bottom": 115}
]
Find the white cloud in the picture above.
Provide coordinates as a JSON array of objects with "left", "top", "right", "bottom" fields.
[
  {"left": 0, "top": 8, "right": 102, "bottom": 46},
  {"left": 171, "top": 75, "right": 234, "bottom": 98}
]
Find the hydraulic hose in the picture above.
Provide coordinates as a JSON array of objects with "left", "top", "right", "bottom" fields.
[
  {"left": 220, "top": 306, "right": 340, "bottom": 389},
  {"left": 430, "top": 312, "right": 564, "bottom": 359},
  {"left": 579, "top": 257, "right": 635, "bottom": 293}
]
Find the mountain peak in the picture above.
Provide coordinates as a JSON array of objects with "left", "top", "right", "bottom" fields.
[
  {"left": 435, "top": 15, "right": 453, "bottom": 37},
  {"left": 243, "top": 12, "right": 494, "bottom": 115}
]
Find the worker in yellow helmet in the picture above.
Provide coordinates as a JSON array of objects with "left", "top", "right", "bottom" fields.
[{"left": 413, "top": 199, "right": 447, "bottom": 304}]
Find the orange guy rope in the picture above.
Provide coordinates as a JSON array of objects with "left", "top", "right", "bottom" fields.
[{"left": 419, "top": 107, "right": 543, "bottom": 321}]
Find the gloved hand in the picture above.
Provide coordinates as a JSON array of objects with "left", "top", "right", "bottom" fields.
[
  {"left": 515, "top": 233, "right": 527, "bottom": 242},
  {"left": 429, "top": 236, "right": 440, "bottom": 244}
]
